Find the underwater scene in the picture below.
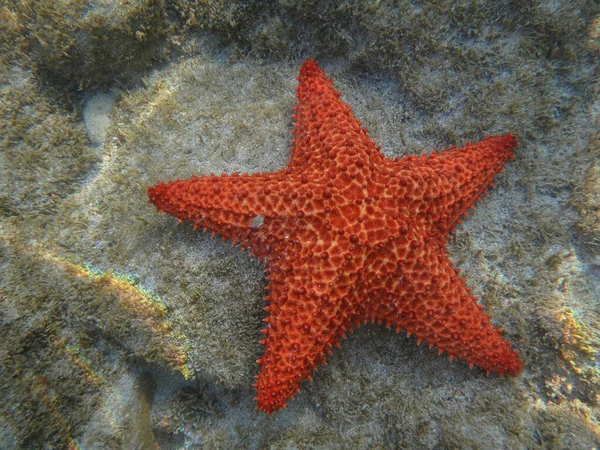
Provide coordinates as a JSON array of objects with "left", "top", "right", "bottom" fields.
[{"left": 1, "top": 1, "right": 599, "bottom": 449}]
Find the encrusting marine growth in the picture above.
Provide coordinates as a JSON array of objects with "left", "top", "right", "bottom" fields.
[{"left": 148, "top": 59, "right": 523, "bottom": 414}]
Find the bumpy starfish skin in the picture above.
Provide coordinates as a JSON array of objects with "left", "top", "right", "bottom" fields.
[{"left": 148, "top": 59, "right": 523, "bottom": 414}]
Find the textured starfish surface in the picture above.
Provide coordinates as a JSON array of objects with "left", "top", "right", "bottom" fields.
[{"left": 148, "top": 59, "right": 523, "bottom": 414}]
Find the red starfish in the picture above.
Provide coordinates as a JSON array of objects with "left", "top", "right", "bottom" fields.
[{"left": 148, "top": 59, "right": 523, "bottom": 414}]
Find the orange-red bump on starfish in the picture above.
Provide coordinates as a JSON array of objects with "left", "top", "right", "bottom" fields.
[{"left": 148, "top": 59, "right": 523, "bottom": 414}]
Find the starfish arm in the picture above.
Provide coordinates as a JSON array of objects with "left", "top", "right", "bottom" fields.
[
  {"left": 367, "top": 230, "right": 523, "bottom": 376},
  {"left": 254, "top": 258, "right": 356, "bottom": 414},
  {"left": 289, "top": 59, "right": 382, "bottom": 171},
  {"left": 148, "top": 171, "right": 307, "bottom": 240},
  {"left": 385, "top": 134, "right": 517, "bottom": 237}
]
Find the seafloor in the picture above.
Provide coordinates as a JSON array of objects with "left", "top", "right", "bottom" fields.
[{"left": 1, "top": 1, "right": 599, "bottom": 449}]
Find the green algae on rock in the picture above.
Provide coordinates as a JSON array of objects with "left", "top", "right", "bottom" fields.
[{"left": 0, "top": 0, "right": 599, "bottom": 447}]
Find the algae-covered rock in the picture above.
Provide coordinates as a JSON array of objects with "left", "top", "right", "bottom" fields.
[
  {"left": 0, "top": 73, "right": 97, "bottom": 220},
  {"left": 17, "top": 0, "right": 169, "bottom": 90},
  {"left": 575, "top": 142, "right": 600, "bottom": 248},
  {"left": 0, "top": 227, "right": 190, "bottom": 448},
  {"left": 0, "top": 7, "right": 98, "bottom": 222},
  {"left": 0, "top": 0, "right": 599, "bottom": 448}
]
